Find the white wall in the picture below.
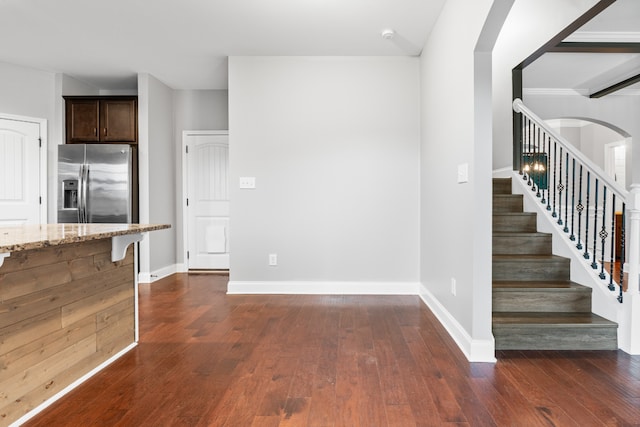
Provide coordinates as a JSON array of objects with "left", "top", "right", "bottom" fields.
[
  {"left": 0, "top": 62, "right": 57, "bottom": 221},
  {"left": 174, "top": 90, "right": 228, "bottom": 131},
  {"left": 419, "top": 0, "right": 511, "bottom": 362},
  {"left": 228, "top": 57, "right": 420, "bottom": 289},
  {"left": 492, "top": 0, "right": 601, "bottom": 170},
  {"left": 0, "top": 61, "right": 55, "bottom": 120},
  {"left": 174, "top": 89, "right": 229, "bottom": 268},
  {"left": 138, "top": 73, "right": 177, "bottom": 280}
]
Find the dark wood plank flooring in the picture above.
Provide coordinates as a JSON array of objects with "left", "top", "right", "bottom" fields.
[{"left": 25, "top": 273, "right": 640, "bottom": 426}]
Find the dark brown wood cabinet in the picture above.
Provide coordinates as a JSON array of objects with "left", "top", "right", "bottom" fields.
[{"left": 65, "top": 96, "right": 138, "bottom": 144}]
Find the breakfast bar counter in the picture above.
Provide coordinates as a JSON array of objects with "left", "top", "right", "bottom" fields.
[{"left": 0, "top": 223, "right": 169, "bottom": 425}]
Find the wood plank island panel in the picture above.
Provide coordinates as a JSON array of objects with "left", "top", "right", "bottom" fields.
[{"left": 0, "top": 238, "right": 135, "bottom": 426}]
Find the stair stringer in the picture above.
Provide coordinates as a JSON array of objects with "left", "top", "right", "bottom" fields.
[{"left": 509, "top": 171, "right": 623, "bottom": 339}]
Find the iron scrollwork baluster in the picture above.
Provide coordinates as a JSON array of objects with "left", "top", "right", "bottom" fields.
[
  {"left": 584, "top": 172, "right": 591, "bottom": 260},
  {"left": 563, "top": 152, "right": 569, "bottom": 233},
  {"left": 546, "top": 136, "right": 551, "bottom": 211},
  {"left": 533, "top": 127, "right": 540, "bottom": 196},
  {"left": 576, "top": 164, "right": 584, "bottom": 250},
  {"left": 619, "top": 204, "right": 626, "bottom": 303},
  {"left": 557, "top": 147, "right": 564, "bottom": 225},
  {"left": 569, "top": 157, "right": 575, "bottom": 238},
  {"left": 608, "top": 193, "right": 616, "bottom": 290},
  {"left": 592, "top": 179, "right": 599, "bottom": 270},
  {"left": 599, "top": 186, "right": 608, "bottom": 280},
  {"left": 552, "top": 142, "right": 557, "bottom": 217}
]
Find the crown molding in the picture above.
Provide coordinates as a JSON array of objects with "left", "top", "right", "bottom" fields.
[{"left": 564, "top": 31, "right": 640, "bottom": 43}]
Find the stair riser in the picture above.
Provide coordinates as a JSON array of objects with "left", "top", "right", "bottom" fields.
[
  {"left": 493, "top": 195, "right": 523, "bottom": 213},
  {"left": 493, "top": 179, "right": 512, "bottom": 195},
  {"left": 493, "top": 214, "right": 537, "bottom": 233},
  {"left": 493, "top": 259, "right": 570, "bottom": 281},
  {"left": 493, "top": 235, "right": 552, "bottom": 255},
  {"left": 493, "top": 325, "right": 617, "bottom": 350},
  {"left": 493, "top": 290, "right": 591, "bottom": 313}
]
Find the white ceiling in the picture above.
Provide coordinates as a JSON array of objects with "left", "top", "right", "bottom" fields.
[
  {"left": 524, "top": 0, "right": 640, "bottom": 94},
  {"left": 0, "top": 0, "right": 447, "bottom": 90},
  {"left": 2, "top": 0, "right": 636, "bottom": 94}
]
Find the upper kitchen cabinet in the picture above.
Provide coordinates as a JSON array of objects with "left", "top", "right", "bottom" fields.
[{"left": 65, "top": 96, "right": 138, "bottom": 144}]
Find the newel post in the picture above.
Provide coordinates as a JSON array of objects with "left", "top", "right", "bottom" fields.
[{"left": 620, "top": 184, "right": 640, "bottom": 354}]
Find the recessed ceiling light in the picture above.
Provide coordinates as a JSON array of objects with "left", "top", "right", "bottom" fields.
[{"left": 381, "top": 29, "right": 395, "bottom": 40}]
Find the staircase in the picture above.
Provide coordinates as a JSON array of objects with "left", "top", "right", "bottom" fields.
[{"left": 492, "top": 177, "right": 618, "bottom": 350}]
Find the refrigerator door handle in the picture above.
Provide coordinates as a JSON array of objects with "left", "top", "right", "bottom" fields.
[
  {"left": 84, "top": 164, "right": 90, "bottom": 223},
  {"left": 81, "top": 164, "right": 89, "bottom": 223},
  {"left": 77, "top": 164, "right": 84, "bottom": 223}
]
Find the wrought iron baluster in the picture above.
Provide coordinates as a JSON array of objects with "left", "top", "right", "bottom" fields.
[
  {"left": 619, "top": 203, "right": 626, "bottom": 303},
  {"left": 599, "top": 186, "right": 608, "bottom": 280},
  {"left": 592, "top": 179, "right": 599, "bottom": 270},
  {"left": 552, "top": 141, "right": 558, "bottom": 217},
  {"left": 538, "top": 134, "right": 549, "bottom": 205},
  {"left": 608, "top": 193, "right": 616, "bottom": 290},
  {"left": 533, "top": 127, "right": 540, "bottom": 196},
  {"left": 576, "top": 165, "right": 584, "bottom": 250},
  {"left": 584, "top": 172, "right": 591, "bottom": 259},
  {"left": 526, "top": 118, "right": 533, "bottom": 185},
  {"left": 569, "top": 158, "right": 576, "bottom": 239},
  {"left": 557, "top": 147, "right": 564, "bottom": 225},
  {"left": 529, "top": 120, "right": 534, "bottom": 187},
  {"left": 545, "top": 135, "right": 551, "bottom": 211},
  {"left": 564, "top": 153, "right": 570, "bottom": 234},
  {"left": 520, "top": 114, "right": 529, "bottom": 181}
]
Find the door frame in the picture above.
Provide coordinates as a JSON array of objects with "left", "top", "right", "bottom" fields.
[
  {"left": 0, "top": 112, "right": 48, "bottom": 223},
  {"left": 181, "top": 130, "right": 229, "bottom": 271},
  {"left": 604, "top": 138, "right": 629, "bottom": 187}
]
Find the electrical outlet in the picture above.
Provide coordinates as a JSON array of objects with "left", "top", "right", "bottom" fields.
[
  {"left": 451, "top": 278, "right": 457, "bottom": 296},
  {"left": 269, "top": 253, "right": 278, "bottom": 266},
  {"left": 239, "top": 177, "right": 256, "bottom": 189}
]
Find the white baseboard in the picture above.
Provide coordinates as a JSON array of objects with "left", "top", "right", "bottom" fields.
[
  {"left": 10, "top": 342, "right": 138, "bottom": 427},
  {"left": 492, "top": 167, "right": 513, "bottom": 178},
  {"left": 227, "top": 281, "right": 420, "bottom": 295},
  {"left": 138, "top": 264, "right": 178, "bottom": 283},
  {"left": 419, "top": 284, "right": 496, "bottom": 363}
]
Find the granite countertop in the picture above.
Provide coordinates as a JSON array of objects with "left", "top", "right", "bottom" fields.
[{"left": 0, "top": 223, "right": 170, "bottom": 253}]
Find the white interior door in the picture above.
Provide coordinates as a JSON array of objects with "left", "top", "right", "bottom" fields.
[
  {"left": 0, "top": 118, "right": 42, "bottom": 225},
  {"left": 186, "top": 132, "right": 229, "bottom": 269}
]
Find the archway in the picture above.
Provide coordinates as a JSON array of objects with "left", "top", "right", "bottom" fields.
[{"left": 545, "top": 117, "right": 632, "bottom": 192}]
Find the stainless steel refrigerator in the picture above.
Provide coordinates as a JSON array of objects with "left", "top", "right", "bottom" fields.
[{"left": 58, "top": 144, "right": 133, "bottom": 223}]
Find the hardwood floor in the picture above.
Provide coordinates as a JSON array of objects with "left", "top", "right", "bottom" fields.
[{"left": 25, "top": 273, "right": 640, "bottom": 426}]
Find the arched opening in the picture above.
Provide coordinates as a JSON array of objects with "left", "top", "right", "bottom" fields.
[{"left": 545, "top": 117, "right": 632, "bottom": 193}]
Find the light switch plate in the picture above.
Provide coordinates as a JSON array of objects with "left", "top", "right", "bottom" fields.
[
  {"left": 457, "top": 163, "right": 468, "bottom": 184},
  {"left": 239, "top": 177, "right": 256, "bottom": 189}
]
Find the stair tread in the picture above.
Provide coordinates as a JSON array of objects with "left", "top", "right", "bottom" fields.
[
  {"left": 493, "top": 232, "right": 551, "bottom": 237},
  {"left": 493, "top": 254, "right": 568, "bottom": 261},
  {"left": 493, "top": 312, "right": 616, "bottom": 327},
  {"left": 491, "top": 254, "right": 569, "bottom": 264},
  {"left": 493, "top": 281, "right": 589, "bottom": 290},
  {"left": 493, "top": 212, "right": 536, "bottom": 215}
]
